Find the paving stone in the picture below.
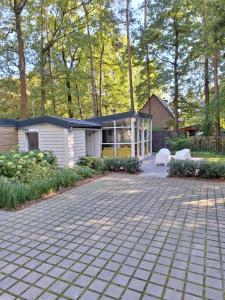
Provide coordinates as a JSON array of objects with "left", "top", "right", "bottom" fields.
[
  {"left": 35, "top": 276, "right": 55, "bottom": 289},
  {"left": 128, "top": 278, "right": 146, "bottom": 292},
  {"left": 164, "top": 288, "right": 183, "bottom": 300},
  {"left": 205, "top": 287, "right": 224, "bottom": 300},
  {"left": 48, "top": 280, "right": 69, "bottom": 294},
  {"left": 105, "top": 284, "right": 124, "bottom": 298},
  {"left": 21, "top": 286, "right": 43, "bottom": 299},
  {"left": 63, "top": 285, "right": 84, "bottom": 299},
  {"left": 145, "top": 283, "right": 164, "bottom": 297},
  {"left": 89, "top": 279, "right": 108, "bottom": 293},
  {"left": 121, "top": 289, "right": 142, "bottom": 300}
]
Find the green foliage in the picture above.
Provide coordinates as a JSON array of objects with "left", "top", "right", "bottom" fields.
[
  {"left": 104, "top": 157, "right": 142, "bottom": 174},
  {"left": 74, "top": 166, "right": 96, "bottom": 178},
  {"left": 78, "top": 156, "right": 106, "bottom": 173},
  {"left": 0, "top": 166, "right": 96, "bottom": 209},
  {"left": 166, "top": 137, "right": 191, "bottom": 152},
  {"left": 168, "top": 159, "right": 225, "bottom": 179},
  {"left": 168, "top": 160, "right": 199, "bottom": 177},
  {"left": 0, "top": 150, "right": 56, "bottom": 182}
]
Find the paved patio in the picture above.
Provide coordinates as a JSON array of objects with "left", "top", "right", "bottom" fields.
[{"left": 0, "top": 174, "right": 225, "bottom": 300}]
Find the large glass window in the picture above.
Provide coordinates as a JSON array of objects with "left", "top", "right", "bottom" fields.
[
  {"left": 116, "top": 128, "right": 131, "bottom": 143},
  {"left": 102, "top": 129, "right": 114, "bottom": 143}
]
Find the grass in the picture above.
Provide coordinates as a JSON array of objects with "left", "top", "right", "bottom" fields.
[{"left": 192, "top": 151, "right": 225, "bottom": 163}]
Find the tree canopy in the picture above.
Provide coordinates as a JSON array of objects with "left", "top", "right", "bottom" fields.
[{"left": 0, "top": 0, "right": 224, "bottom": 137}]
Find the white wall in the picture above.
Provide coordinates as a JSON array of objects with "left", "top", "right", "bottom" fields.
[
  {"left": 68, "top": 129, "right": 86, "bottom": 167},
  {"left": 18, "top": 123, "right": 68, "bottom": 167},
  {"left": 85, "top": 130, "right": 101, "bottom": 157}
]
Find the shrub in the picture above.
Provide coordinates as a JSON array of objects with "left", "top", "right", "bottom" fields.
[
  {"left": 104, "top": 157, "right": 142, "bottom": 174},
  {"left": 74, "top": 166, "right": 96, "bottom": 178},
  {"left": 168, "top": 159, "right": 225, "bottom": 179},
  {"left": 77, "top": 156, "right": 106, "bottom": 173},
  {"left": 166, "top": 137, "right": 191, "bottom": 152},
  {"left": 168, "top": 159, "right": 200, "bottom": 177},
  {"left": 0, "top": 150, "right": 57, "bottom": 181}
]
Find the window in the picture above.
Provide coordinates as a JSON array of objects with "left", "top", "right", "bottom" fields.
[{"left": 26, "top": 132, "right": 39, "bottom": 150}]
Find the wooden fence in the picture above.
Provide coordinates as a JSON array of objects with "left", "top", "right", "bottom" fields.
[
  {"left": 152, "top": 130, "right": 177, "bottom": 152},
  {"left": 0, "top": 127, "right": 18, "bottom": 152},
  {"left": 189, "top": 136, "right": 225, "bottom": 153}
]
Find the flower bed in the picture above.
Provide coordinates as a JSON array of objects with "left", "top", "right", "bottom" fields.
[{"left": 0, "top": 150, "right": 98, "bottom": 209}]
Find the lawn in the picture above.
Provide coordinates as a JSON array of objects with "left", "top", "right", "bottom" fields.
[{"left": 192, "top": 151, "right": 225, "bottom": 163}]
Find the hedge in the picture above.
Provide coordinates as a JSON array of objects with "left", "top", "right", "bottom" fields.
[{"left": 168, "top": 159, "right": 225, "bottom": 179}]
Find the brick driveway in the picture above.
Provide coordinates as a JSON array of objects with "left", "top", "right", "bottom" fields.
[{"left": 0, "top": 174, "right": 225, "bottom": 300}]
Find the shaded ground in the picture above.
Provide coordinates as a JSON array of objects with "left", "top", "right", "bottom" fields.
[
  {"left": 140, "top": 155, "right": 168, "bottom": 177},
  {"left": 0, "top": 173, "right": 225, "bottom": 299}
]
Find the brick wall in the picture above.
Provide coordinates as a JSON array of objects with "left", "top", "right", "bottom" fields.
[{"left": 139, "top": 95, "right": 175, "bottom": 129}]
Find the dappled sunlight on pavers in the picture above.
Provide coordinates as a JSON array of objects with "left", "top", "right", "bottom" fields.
[{"left": 0, "top": 174, "right": 225, "bottom": 299}]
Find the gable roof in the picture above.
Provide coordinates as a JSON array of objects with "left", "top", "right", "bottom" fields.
[
  {"left": 86, "top": 111, "right": 152, "bottom": 125},
  {"left": 140, "top": 94, "right": 175, "bottom": 118},
  {"left": 17, "top": 116, "right": 101, "bottom": 129},
  {"left": 0, "top": 119, "right": 18, "bottom": 127}
]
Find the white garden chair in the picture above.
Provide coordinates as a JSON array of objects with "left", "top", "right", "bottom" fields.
[
  {"left": 155, "top": 148, "right": 171, "bottom": 166},
  {"left": 174, "top": 149, "right": 191, "bottom": 160}
]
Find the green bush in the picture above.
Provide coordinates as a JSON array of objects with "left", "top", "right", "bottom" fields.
[
  {"left": 77, "top": 156, "right": 106, "bottom": 173},
  {"left": 166, "top": 137, "right": 191, "bottom": 152},
  {"left": 0, "top": 150, "right": 57, "bottom": 181},
  {"left": 74, "top": 166, "right": 96, "bottom": 178},
  {"left": 0, "top": 167, "right": 95, "bottom": 209},
  {"left": 168, "top": 159, "right": 200, "bottom": 177},
  {"left": 104, "top": 157, "right": 142, "bottom": 174},
  {"left": 168, "top": 159, "right": 225, "bottom": 179}
]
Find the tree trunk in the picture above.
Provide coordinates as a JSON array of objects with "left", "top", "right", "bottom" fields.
[
  {"left": 74, "top": 70, "right": 83, "bottom": 119},
  {"left": 144, "top": 0, "right": 151, "bottom": 114},
  {"left": 173, "top": 18, "right": 179, "bottom": 132},
  {"left": 213, "top": 50, "right": 221, "bottom": 152},
  {"left": 14, "top": 1, "right": 28, "bottom": 119},
  {"left": 126, "top": 0, "right": 135, "bottom": 112},
  {"left": 47, "top": 49, "right": 56, "bottom": 114},
  {"left": 82, "top": 3, "right": 98, "bottom": 117},
  {"left": 204, "top": 55, "right": 210, "bottom": 134},
  {"left": 99, "top": 37, "right": 104, "bottom": 116},
  {"left": 40, "top": 2, "right": 45, "bottom": 115},
  {"left": 62, "top": 49, "right": 73, "bottom": 118}
]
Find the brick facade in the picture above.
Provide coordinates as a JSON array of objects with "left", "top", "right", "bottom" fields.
[{"left": 139, "top": 94, "right": 175, "bottom": 130}]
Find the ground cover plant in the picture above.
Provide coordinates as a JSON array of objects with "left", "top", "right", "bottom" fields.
[
  {"left": 0, "top": 150, "right": 98, "bottom": 209},
  {"left": 168, "top": 159, "right": 225, "bottom": 179}
]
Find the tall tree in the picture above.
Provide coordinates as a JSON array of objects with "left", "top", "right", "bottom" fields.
[
  {"left": 125, "top": 0, "right": 135, "bottom": 112},
  {"left": 82, "top": 2, "right": 98, "bottom": 117},
  {"left": 10, "top": 0, "right": 28, "bottom": 119},
  {"left": 144, "top": 0, "right": 151, "bottom": 113}
]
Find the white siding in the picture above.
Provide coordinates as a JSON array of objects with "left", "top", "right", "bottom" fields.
[
  {"left": 68, "top": 129, "right": 86, "bottom": 167},
  {"left": 18, "top": 124, "right": 68, "bottom": 167}
]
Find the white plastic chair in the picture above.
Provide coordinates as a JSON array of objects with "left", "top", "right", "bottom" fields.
[
  {"left": 155, "top": 148, "right": 171, "bottom": 166},
  {"left": 174, "top": 149, "right": 191, "bottom": 160}
]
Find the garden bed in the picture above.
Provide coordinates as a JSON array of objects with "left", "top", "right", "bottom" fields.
[
  {"left": 0, "top": 151, "right": 142, "bottom": 210},
  {"left": 7, "top": 173, "right": 105, "bottom": 211}
]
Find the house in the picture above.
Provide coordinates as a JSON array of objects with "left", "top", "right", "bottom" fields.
[
  {"left": 0, "top": 111, "right": 152, "bottom": 167},
  {"left": 139, "top": 94, "right": 175, "bottom": 130}
]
